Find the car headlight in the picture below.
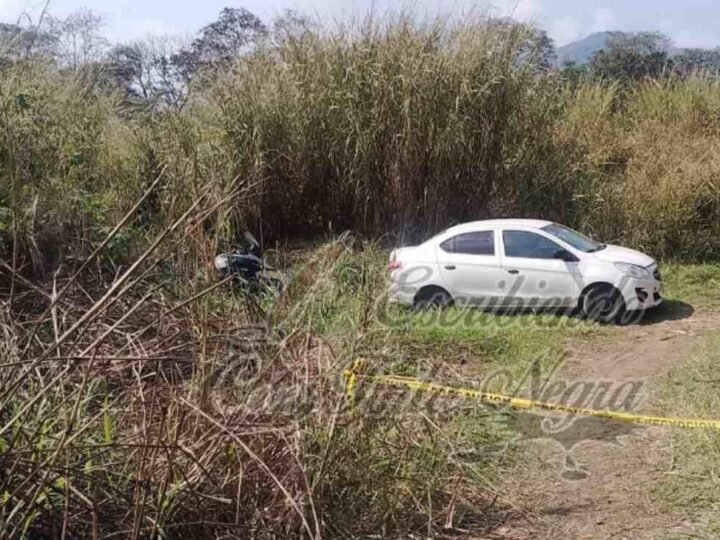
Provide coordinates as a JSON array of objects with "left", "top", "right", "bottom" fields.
[{"left": 614, "top": 262, "right": 650, "bottom": 278}]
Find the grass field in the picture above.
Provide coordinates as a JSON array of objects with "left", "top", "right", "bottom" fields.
[
  {"left": 660, "top": 262, "right": 720, "bottom": 308},
  {"left": 656, "top": 336, "right": 720, "bottom": 534}
]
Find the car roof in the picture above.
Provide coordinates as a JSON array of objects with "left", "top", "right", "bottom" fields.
[{"left": 446, "top": 219, "right": 553, "bottom": 232}]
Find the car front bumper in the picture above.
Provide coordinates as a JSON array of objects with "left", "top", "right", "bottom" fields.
[{"left": 620, "top": 273, "right": 663, "bottom": 312}]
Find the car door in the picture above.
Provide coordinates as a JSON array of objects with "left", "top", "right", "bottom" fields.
[
  {"left": 436, "top": 230, "right": 504, "bottom": 306},
  {"left": 500, "top": 229, "right": 579, "bottom": 308}
]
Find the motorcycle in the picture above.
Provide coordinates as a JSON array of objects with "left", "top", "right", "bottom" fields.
[{"left": 213, "top": 232, "right": 285, "bottom": 292}]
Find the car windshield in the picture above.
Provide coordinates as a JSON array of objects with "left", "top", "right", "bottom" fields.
[{"left": 541, "top": 223, "right": 606, "bottom": 253}]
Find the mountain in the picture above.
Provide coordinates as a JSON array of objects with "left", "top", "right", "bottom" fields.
[
  {"left": 556, "top": 31, "right": 689, "bottom": 67},
  {"left": 556, "top": 32, "right": 615, "bottom": 66}
]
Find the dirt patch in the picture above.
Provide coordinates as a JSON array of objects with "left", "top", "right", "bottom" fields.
[{"left": 496, "top": 307, "right": 720, "bottom": 538}]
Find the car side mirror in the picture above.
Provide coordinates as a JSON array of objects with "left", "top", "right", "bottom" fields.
[{"left": 553, "top": 248, "right": 578, "bottom": 262}]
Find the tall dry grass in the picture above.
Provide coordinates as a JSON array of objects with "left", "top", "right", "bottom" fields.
[
  {"left": 194, "top": 15, "right": 568, "bottom": 241},
  {"left": 0, "top": 202, "right": 508, "bottom": 536},
  {"left": 1, "top": 14, "right": 720, "bottom": 268}
]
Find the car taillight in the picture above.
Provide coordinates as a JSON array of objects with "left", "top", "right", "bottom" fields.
[{"left": 388, "top": 261, "right": 403, "bottom": 270}]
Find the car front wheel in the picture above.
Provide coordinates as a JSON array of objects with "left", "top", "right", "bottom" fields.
[{"left": 581, "top": 285, "right": 626, "bottom": 324}]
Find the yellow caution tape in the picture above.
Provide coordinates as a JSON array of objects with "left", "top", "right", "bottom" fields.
[
  {"left": 343, "top": 360, "right": 720, "bottom": 431},
  {"left": 344, "top": 359, "right": 360, "bottom": 402}
]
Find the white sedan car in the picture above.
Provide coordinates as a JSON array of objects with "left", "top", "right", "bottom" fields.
[{"left": 388, "top": 219, "right": 662, "bottom": 323}]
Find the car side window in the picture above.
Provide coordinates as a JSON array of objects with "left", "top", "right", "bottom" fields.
[
  {"left": 503, "top": 230, "right": 562, "bottom": 259},
  {"left": 440, "top": 231, "right": 494, "bottom": 255}
]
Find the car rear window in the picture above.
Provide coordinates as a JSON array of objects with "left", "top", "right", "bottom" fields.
[{"left": 440, "top": 231, "right": 494, "bottom": 255}]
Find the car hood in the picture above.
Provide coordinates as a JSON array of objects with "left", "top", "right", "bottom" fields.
[{"left": 591, "top": 244, "right": 655, "bottom": 267}]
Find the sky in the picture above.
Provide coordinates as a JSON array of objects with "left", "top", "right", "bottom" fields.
[{"left": 2, "top": 0, "right": 720, "bottom": 48}]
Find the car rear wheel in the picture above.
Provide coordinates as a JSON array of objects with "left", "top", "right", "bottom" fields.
[
  {"left": 581, "top": 284, "right": 626, "bottom": 324},
  {"left": 413, "top": 287, "right": 453, "bottom": 311}
]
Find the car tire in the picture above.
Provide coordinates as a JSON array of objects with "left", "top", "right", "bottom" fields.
[
  {"left": 413, "top": 287, "right": 454, "bottom": 311},
  {"left": 581, "top": 284, "right": 626, "bottom": 324}
]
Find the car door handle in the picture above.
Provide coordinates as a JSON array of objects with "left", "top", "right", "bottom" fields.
[
  {"left": 507, "top": 269, "right": 520, "bottom": 275},
  {"left": 444, "top": 265, "right": 456, "bottom": 270}
]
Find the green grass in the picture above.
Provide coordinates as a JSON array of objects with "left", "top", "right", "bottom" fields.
[
  {"left": 661, "top": 262, "right": 720, "bottom": 308},
  {"left": 655, "top": 336, "right": 720, "bottom": 534},
  {"left": 372, "top": 309, "right": 603, "bottom": 390}
]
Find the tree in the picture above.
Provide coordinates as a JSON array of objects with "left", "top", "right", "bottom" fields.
[
  {"left": 484, "top": 18, "right": 556, "bottom": 72},
  {"left": 589, "top": 31, "right": 672, "bottom": 80},
  {"left": 611, "top": 31, "right": 672, "bottom": 54},
  {"left": 49, "top": 9, "right": 108, "bottom": 70},
  {"left": 560, "top": 60, "right": 590, "bottom": 84},
  {"left": 172, "top": 7, "right": 266, "bottom": 78},
  {"left": 271, "top": 9, "right": 317, "bottom": 47},
  {"left": 673, "top": 48, "right": 720, "bottom": 75},
  {"left": 107, "top": 36, "right": 188, "bottom": 109},
  {"left": 522, "top": 27, "right": 556, "bottom": 72},
  {"left": 0, "top": 22, "right": 57, "bottom": 65}
]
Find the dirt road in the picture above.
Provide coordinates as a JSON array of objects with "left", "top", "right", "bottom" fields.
[{"left": 499, "top": 304, "right": 720, "bottom": 539}]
